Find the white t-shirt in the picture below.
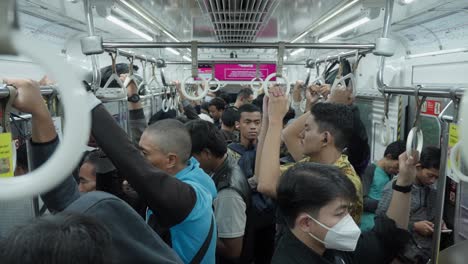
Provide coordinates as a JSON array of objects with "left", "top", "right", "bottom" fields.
[{"left": 213, "top": 188, "right": 247, "bottom": 238}]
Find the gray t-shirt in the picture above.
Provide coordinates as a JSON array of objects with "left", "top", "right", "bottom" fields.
[{"left": 213, "top": 188, "right": 247, "bottom": 238}]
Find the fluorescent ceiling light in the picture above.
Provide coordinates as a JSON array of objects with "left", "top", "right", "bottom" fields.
[
  {"left": 291, "top": 0, "right": 359, "bottom": 43},
  {"left": 318, "top": 0, "right": 359, "bottom": 26},
  {"left": 290, "top": 48, "right": 305, "bottom": 56},
  {"left": 182, "top": 55, "right": 192, "bottom": 62},
  {"left": 119, "top": 0, "right": 180, "bottom": 42},
  {"left": 113, "top": 7, "right": 155, "bottom": 34},
  {"left": 166, "top": 47, "right": 180, "bottom": 56},
  {"left": 398, "top": 0, "right": 416, "bottom": 5},
  {"left": 318, "top": 17, "right": 370, "bottom": 43},
  {"left": 106, "top": 15, "right": 153, "bottom": 41},
  {"left": 406, "top": 48, "right": 468, "bottom": 59},
  {"left": 119, "top": 0, "right": 153, "bottom": 25}
]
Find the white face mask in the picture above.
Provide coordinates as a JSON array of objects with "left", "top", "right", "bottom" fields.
[{"left": 307, "top": 214, "right": 361, "bottom": 252}]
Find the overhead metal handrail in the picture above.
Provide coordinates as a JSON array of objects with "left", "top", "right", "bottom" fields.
[
  {"left": 307, "top": 49, "right": 373, "bottom": 68},
  {"left": 207, "top": 63, "right": 221, "bottom": 92},
  {"left": 103, "top": 41, "right": 376, "bottom": 50},
  {"left": 180, "top": 41, "right": 208, "bottom": 101},
  {"left": 0, "top": 30, "right": 91, "bottom": 200},
  {"left": 264, "top": 42, "right": 290, "bottom": 97}
]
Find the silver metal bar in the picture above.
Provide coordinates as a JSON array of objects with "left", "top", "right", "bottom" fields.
[
  {"left": 83, "top": 0, "right": 101, "bottom": 89},
  {"left": 104, "top": 48, "right": 158, "bottom": 64},
  {"left": 381, "top": 0, "right": 394, "bottom": 39},
  {"left": 103, "top": 41, "right": 375, "bottom": 50},
  {"left": 384, "top": 87, "right": 465, "bottom": 99},
  {"left": 310, "top": 49, "right": 373, "bottom": 66},
  {"left": 165, "top": 60, "right": 306, "bottom": 65},
  {"left": 430, "top": 119, "right": 450, "bottom": 264},
  {"left": 0, "top": 85, "right": 56, "bottom": 98}
]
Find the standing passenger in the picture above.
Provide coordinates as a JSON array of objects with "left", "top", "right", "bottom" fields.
[{"left": 209, "top": 97, "right": 227, "bottom": 129}]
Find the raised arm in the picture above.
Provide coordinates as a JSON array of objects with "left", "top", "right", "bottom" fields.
[
  {"left": 386, "top": 151, "right": 418, "bottom": 229},
  {"left": 254, "top": 95, "right": 269, "bottom": 178},
  {"left": 90, "top": 101, "right": 197, "bottom": 228},
  {"left": 5, "top": 78, "right": 80, "bottom": 212},
  {"left": 257, "top": 86, "right": 289, "bottom": 198}
]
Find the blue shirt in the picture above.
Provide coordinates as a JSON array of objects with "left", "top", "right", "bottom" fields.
[
  {"left": 147, "top": 157, "right": 217, "bottom": 263},
  {"left": 360, "top": 165, "right": 391, "bottom": 231}
]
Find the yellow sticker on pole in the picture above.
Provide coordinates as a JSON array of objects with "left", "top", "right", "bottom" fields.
[{"left": 0, "top": 133, "right": 14, "bottom": 177}]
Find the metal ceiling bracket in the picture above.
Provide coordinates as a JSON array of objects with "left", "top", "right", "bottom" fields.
[
  {"left": 277, "top": 42, "right": 285, "bottom": 77},
  {"left": 191, "top": 41, "right": 199, "bottom": 78},
  {"left": 0, "top": 0, "right": 18, "bottom": 55}
]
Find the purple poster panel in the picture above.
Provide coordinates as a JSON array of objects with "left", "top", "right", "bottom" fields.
[{"left": 214, "top": 64, "right": 276, "bottom": 81}]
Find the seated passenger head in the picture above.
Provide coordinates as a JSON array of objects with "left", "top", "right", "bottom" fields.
[
  {"left": 301, "top": 103, "right": 353, "bottom": 156},
  {"left": 236, "top": 104, "right": 262, "bottom": 144},
  {"left": 139, "top": 119, "right": 192, "bottom": 175},
  {"left": 381, "top": 140, "right": 406, "bottom": 175},
  {"left": 185, "top": 119, "right": 227, "bottom": 173},
  {"left": 236, "top": 88, "right": 254, "bottom": 106},
  {"left": 416, "top": 146, "right": 441, "bottom": 186},
  {"left": 277, "top": 162, "right": 359, "bottom": 252},
  {"left": 221, "top": 108, "right": 240, "bottom": 130},
  {"left": 208, "top": 97, "right": 227, "bottom": 121},
  {"left": 0, "top": 212, "right": 111, "bottom": 264},
  {"left": 79, "top": 150, "right": 117, "bottom": 193}
]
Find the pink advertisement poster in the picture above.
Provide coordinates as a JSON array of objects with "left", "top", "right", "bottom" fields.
[
  {"left": 196, "top": 67, "right": 212, "bottom": 80},
  {"left": 214, "top": 64, "right": 276, "bottom": 81}
]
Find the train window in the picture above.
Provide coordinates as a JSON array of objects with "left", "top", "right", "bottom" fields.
[
  {"left": 420, "top": 114, "right": 441, "bottom": 147},
  {"left": 354, "top": 101, "right": 373, "bottom": 147}
]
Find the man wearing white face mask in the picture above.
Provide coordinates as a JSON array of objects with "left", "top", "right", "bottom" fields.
[{"left": 272, "top": 152, "right": 418, "bottom": 264}]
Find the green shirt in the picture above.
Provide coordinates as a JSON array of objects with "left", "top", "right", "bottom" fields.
[{"left": 360, "top": 165, "right": 391, "bottom": 231}]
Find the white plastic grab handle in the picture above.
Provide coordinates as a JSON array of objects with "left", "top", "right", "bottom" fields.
[
  {"left": 263, "top": 73, "right": 290, "bottom": 97},
  {"left": 460, "top": 92, "right": 468, "bottom": 169},
  {"left": 207, "top": 78, "right": 221, "bottom": 92},
  {"left": 406, "top": 127, "right": 423, "bottom": 156},
  {"left": 180, "top": 76, "right": 208, "bottom": 101},
  {"left": 250, "top": 77, "right": 264, "bottom": 91},
  {"left": 162, "top": 98, "right": 170, "bottom": 112},
  {"left": 450, "top": 143, "right": 468, "bottom": 182},
  {"left": 331, "top": 73, "right": 357, "bottom": 98},
  {"left": 0, "top": 32, "right": 91, "bottom": 200},
  {"left": 381, "top": 117, "right": 391, "bottom": 146}
]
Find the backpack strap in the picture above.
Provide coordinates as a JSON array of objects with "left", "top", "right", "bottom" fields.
[{"left": 189, "top": 216, "right": 215, "bottom": 264}]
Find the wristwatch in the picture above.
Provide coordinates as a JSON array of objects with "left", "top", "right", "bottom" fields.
[
  {"left": 392, "top": 181, "right": 412, "bottom": 193},
  {"left": 128, "top": 94, "right": 140, "bottom": 103}
]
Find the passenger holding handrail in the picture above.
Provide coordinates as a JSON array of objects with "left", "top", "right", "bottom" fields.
[{"left": 1, "top": 79, "right": 183, "bottom": 264}]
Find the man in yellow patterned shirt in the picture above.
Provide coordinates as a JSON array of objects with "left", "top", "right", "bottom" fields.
[{"left": 255, "top": 86, "right": 362, "bottom": 224}]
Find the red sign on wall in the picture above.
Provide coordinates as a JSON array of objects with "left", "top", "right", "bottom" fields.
[{"left": 421, "top": 100, "right": 442, "bottom": 116}]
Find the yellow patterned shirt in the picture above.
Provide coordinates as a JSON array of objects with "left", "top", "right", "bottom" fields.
[{"left": 279, "top": 154, "right": 363, "bottom": 224}]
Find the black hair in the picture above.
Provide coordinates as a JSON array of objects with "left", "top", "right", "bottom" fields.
[
  {"left": 201, "top": 102, "right": 210, "bottom": 112},
  {"left": 324, "top": 59, "right": 352, "bottom": 86},
  {"left": 217, "top": 91, "right": 234, "bottom": 104},
  {"left": 0, "top": 212, "right": 111, "bottom": 264},
  {"left": 148, "top": 109, "right": 177, "bottom": 126},
  {"left": 310, "top": 102, "right": 354, "bottom": 150},
  {"left": 277, "top": 162, "right": 357, "bottom": 228},
  {"left": 175, "top": 116, "right": 190, "bottom": 124},
  {"left": 283, "top": 107, "right": 296, "bottom": 126},
  {"left": 208, "top": 97, "right": 227, "bottom": 111},
  {"left": 238, "top": 103, "right": 261, "bottom": 116},
  {"left": 221, "top": 108, "right": 240, "bottom": 128},
  {"left": 420, "top": 146, "right": 441, "bottom": 170},
  {"left": 237, "top": 88, "right": 253, "bottom": 100},
  {"left": 185, "top": 119, "right": 227, "bottom": 158},
  {"left": 146, "top": 119, "right": 192, "bottom": 163},
  {"left": 252, "top": 93, "right": 265, "bottom": 111},
  {"left": 384, "top": 141, "right": 406, "bottom": 160}
]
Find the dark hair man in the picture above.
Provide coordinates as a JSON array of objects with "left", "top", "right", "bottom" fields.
[
  {"left": 186, "top": 119, "right": 251, "bottom": 263},
  {"left": 360, "top": 140, "right": 406, "bottom": 231},
  {"left": 377, "top": 146, "right": 442, "bottom": 263}
]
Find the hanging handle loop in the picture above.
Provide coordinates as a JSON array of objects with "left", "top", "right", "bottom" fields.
[
  {"left": 250, "top": 63, "right": 264, "bottom": 93},
  {"left": 264, "top": 42, "right": 289, "bottom": 97},
  {"left": 97, "top": 52, "right": 126, "bottom": 100},
  {"left": 406, "top": 85, "right": 426, "bottom": 155},
  {"left": 208, "top": 63, "right": 221, "bottom": 92},
  {"left": 180, "top": 41, "right": 208, "bottom": 101}
]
